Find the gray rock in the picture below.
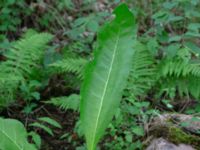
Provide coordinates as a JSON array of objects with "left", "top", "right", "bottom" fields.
[{"left": 146, "top": 138, "right": 195, "bottom": 150}]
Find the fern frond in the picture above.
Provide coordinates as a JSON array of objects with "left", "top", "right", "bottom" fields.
[
  {"left": 0, "top": 30, "right": 53, "bottom": 107},
  {"left": 49, "top": 57, "right": 88, "bottom": 79},
  {"left": 46, "top": 94, "right": 80, "bottom": 111},
  {"left": 158, "top": 47, "right": 200, "bottom": 99},
  {"left": 126, "top": 42, "right": 157, "bottom": 100},
  {"left": 22, "top": 29, "right": 38, "bottom": 39},
  {"left": 157, "top": 75, "right": 200, "bottom": 99},
  {"left": 159, "top": 59, "right": 200, "bottom": 77},
  {"left": 1, "top": 32, "right": 53, "bottom": 77}
]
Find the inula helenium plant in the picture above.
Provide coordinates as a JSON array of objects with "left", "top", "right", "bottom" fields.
[{"left": 80, "top": 4, "right": 137, "bottom": 150}]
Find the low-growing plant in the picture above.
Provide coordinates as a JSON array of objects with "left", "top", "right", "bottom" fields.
[
  {"left": 0, "top": 118, "right": 37, "bottom": 150},
  {"left": 47, "top": 94, "right": 80, "bottom": 111},
  {"left": 20, "top": 80, "right": 42, "bottom": 114},
  {"left": 0, "top": 0, "right": 32, "bottom": 32},
  {"left": 30, "top": 116, "right": 62, "bottom": 136},
  {"left": 0, "top": 30, "right": 53, "bottom": 107},
  {"left": 80, "top": 4, "right": 137, "bottom": 150}
]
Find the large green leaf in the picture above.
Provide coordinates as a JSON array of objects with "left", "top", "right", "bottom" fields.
[
  {"left": 80, "top": 4, "right": 136, "bottom": 150},
  {"left": 0, "top": 118, "right": 36, "bottom": 150}
]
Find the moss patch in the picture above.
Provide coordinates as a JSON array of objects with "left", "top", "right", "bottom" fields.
[
  {"left": 149, "top": 125, "right": 200, "bottom": 150},
  {"left": 168, "top": 127, "right": 200, "bottom": 149}
]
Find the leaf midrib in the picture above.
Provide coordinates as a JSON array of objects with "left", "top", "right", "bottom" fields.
[
  {"left": 90, "top": 29, "right": 121, "bottom": 149},
  {"left": 0, "top": 124, "right": 22, "bottom": 150}
]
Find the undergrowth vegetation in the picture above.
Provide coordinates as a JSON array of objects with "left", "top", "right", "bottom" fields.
[{"left": 1, "top": 0, "right": 200, "bottom": 150}]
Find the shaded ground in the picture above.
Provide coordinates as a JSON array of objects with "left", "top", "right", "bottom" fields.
[{"left": 1, "top": 101, "right": 81, "bottom": 150}]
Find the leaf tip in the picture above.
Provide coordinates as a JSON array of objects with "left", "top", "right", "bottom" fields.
[{"left": 113, "top": 3, "right": 135, "bottom": 23}]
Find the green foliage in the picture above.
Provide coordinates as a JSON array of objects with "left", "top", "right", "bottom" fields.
[
  {"left": 159, "top": 47, "right": 200, "bottom": 77},
  {"left": 1, "top": 1, "right": 200, "bottom": 149},
  {"left": 20, "top": 80, "right": 41, "bottom": 101},
  {"left": 126, "top": 42, "right": 157, "bottom": 100},
  {"left": 38, "top": 117, "right": 62, "bottom": 129},
  {"left": 49, "top": 57, "right": 88, "bottom": 79},
  {"left": 80, "top": 4, "right": 136, "bottom": 150},
  {"left": 30, "top": 117, "right": 61, "bottom": 136},
  {"left": 28, "top": 131, "right": 42, "bottom": 149},
  {"left": 47, "top": 94, "right": 80, "bottom": 111},
  {"left": 30, "top": 122, "right": 54, "bottom": 136},
  {"left": 0, "top": 118, "right": 36, "bottom": 150},
  {"left": 0, "top": 30, "right": 53, "bottom": 107},
  {"left": 0, "top": 0, "right": 32, "bottom": 32},
  {"left": 102, "top": 99, "right": 155, "bottom": 150},
  {"left": 67, "top": 11, "right": 109, "bottom": 41},
  {"left": 157, "top": 46, "right": 200, "bottom": 99},
  {"left": 123, "top": 0, "right": 200, "bottom": 101},
  {"left": 20, "top": 80, "right": 42, "bottom": 114},
  {"left": 0, "top": 75, "right": 20, "bottom": 107},
  {"left": 1, "top": 30, "right": 52, "bottom": 76}
]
